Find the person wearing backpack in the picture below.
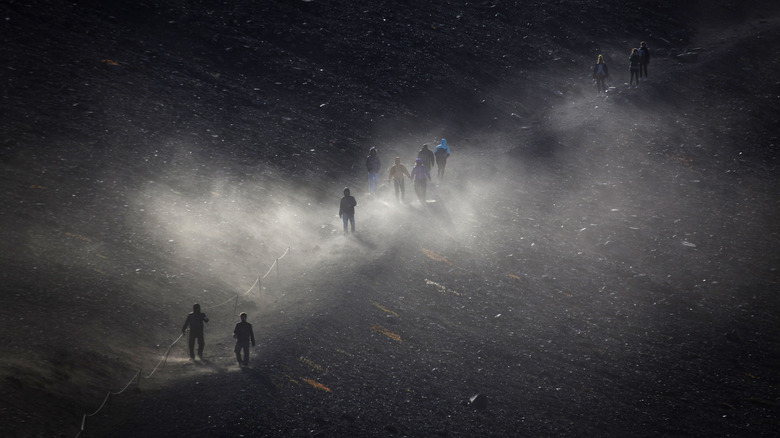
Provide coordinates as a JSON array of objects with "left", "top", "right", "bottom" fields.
[
  {"left": 638, "top": 41, "right": 650, "bottom": 80},
  {"left": 593, "top": 54, "right": 609, "bottom": 94},
  {"left": 417, "top": 144, "right": 435, "bottom": 172},
  {"left": 629, "top": 48, "right": 641, "bottom": 88},
  {"left": 433, "top": 138, "right": 451, "bottom": 180}
]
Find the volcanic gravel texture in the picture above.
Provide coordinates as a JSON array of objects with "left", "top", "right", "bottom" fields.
[{"left": 2, "top": 1, "right": 779, "bottom": 437}]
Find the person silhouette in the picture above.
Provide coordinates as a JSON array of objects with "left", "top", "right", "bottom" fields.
[
  {"left": 593, "top": 54, "right": 609, "bottom": 94},
  {"left": 411, "top": 158, "right": 431, "bottom": 203},
  {"left": 366, "top": 147, "right": 381, "bottom": 195},
  {"left": 629, "top": 48, "right": 641, "bottom": 88},
  {"left": 339, "top": 187, "right": 357, "bottom": 234},
  {"left": 434, "top": 139, "right": 451, "bottom": 179},
  {"left": 417, "top": 144, "right": 435, "bottom": 172},
  {"left": 182, "top": 303, "right": 209, "bottom": 360},
  {"left": 233, "top": 312, "right": 256, "bottom": 367},
  {"left": 387, "top": 157, "right": 411, "bottom": 202},
  {"left": 638, "top": 41, "right": 651, "bottom": 80}
]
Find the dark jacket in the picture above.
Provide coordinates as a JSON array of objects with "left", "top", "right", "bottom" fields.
[
  {"left": 629, "top": 52, "right": 640, "bottom": 69},
  {"left": 417, "top": 146, "right": 435, "bottom": 170},
  {"left": 366, "top": 153, "right": 381, "bottom": 173},
  {"left": 593, "top": 62, "right": 609, "bottom": 78},
  {"left": 233, "top": 321, "right": 255, "bottom": 345},
  {"left": 639, "top": 46, "right": 650, "bottom": 64},
  {"left": 182, "top": 312, "right": 209, "bottom": 334},
  {"left": 339, "top": 195, "right": 357, "bottom": 217}
]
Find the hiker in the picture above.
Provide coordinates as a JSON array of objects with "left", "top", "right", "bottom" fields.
[
  {"left": 638, "top": 41, "right": 650, "bottom": 80},
  {"left": 182, "top": 303, "right": 209, "bottom": 360},
  {"left": 434, "top": 139, "right": 451, "bottom": 179},
  {"left": 387, "top": 157, "right": 411, "bottom": 202},
  {"left": 410, "top": 158, "right": 431, "bottom": 203},
  {"left": 629, "top": 48, "right": 641, "bottom": 87},
  {"left": 233, "top": 312, "right": 256, "bottom": 367},
  {"left": 366, "top": 147, "right": 381, "bottom": 195},
  {"left": 593, "top": 54, "right": 609, "bottom": 94},
  {"left": 417, "top": 144, "right": 435, "bottom": 172},
  {"left": 338, "top": 187, "right": 357, "bottom": 234}
]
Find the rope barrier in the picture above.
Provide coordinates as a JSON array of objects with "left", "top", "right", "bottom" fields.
[
  {"left": 72, "top": 246, "right": 291, "bottom": 438},
  {"left": 145, "top": 333, "right": 183, "bottom": 379},
  {"left": 202, "top": 294, "right": 239, "bottom": 310},
  {"left": 112, "top": 369, "right": 141, "bottom": 395}
]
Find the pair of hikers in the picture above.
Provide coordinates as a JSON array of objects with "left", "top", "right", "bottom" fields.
[
  {"left": 593, "top": 41, "right": 650, "bottom": 93},
  {"left": 381, "top": 155, "right": 432, "bottom": 204},
  {"left": 182, "top": 304, "right": 256, "bottom": 367},
  {"left": 417, "top": 139, "right": 451, "bottom": 180},
  {"left": 630, "top": 41, "right": 651, "bottom": 86}
]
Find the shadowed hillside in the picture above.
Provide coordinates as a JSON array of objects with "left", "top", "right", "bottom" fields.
[{"left": 1, "top": 1, "right": 779, "bottom": 437}]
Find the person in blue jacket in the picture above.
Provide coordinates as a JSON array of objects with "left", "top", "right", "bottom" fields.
[
  {"left": 433, "top": 138, "right": 451, "bottom": 180},
  {"left": 366, "top": 147, "right": 381, "bottom": 195}
]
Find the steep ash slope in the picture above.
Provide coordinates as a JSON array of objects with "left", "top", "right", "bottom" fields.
[{"left": 1, "top": 0, "right": 779, "bottom": 437}]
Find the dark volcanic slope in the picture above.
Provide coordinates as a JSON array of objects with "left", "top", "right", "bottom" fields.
[{"left": 2, "top": 1, "right": 780, "bottom": 437}]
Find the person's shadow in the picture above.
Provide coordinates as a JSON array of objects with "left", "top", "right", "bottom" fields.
[{"left": 240, "top": 367, "right": 278, "bottom": 394}]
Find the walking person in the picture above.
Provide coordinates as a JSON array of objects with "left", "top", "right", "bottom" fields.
[
  {"left": 366, "top": 147, "right": 381, "bottom": 195},
  {"left": 182, "top": 303, "right": 209, "bottom": 361},
  {"left": 387, "top": 157, "right": 411, "bottom": 202},
  {"left": 233, "top": 312, "right": 256, "bottom": 367},
  {"left": 434, "top": 139, "right": 451, "bottom": 180},
  {"left": 417, "top": 144, "right": 435, "bottom": 172},
  {"left": 638, "top": 41, "right": 650, "bottom": 80},
  {"left": 629, "top": 48, "right": 641, "bottom": 88},
  {"left": 339, "top": 187, "right": 357, "bottom": 234},
  {"left": 593, "top": 54, "right": 609, "bottom": 94},
  {"left": 410, "top": 158, "right": 431, "bottom": 203}
]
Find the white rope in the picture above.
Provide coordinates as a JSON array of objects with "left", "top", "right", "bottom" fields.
[
  {"left": 73, "top": 246, "right": 291, "bottom": 437},
  {"left": 85, "top": 392, "right": 111, "bottom": 417},
  {"left": 111, "top": 369, "right": 141, "bottom": 396},
  {"left": 241, "top": 276, "right": 260, "bottom": 297},
  {"left": 145, "top": 333, "right": 183, "bottom": 379},
  {"left": 260, "top": 258, "right": 277, "bottom": 280},
  {"left": 202, "top": 294, "right": 238, "bottom": 310}
]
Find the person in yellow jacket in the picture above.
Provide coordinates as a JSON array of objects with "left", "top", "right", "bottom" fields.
[{"left": 387, "top": 157, "right": 411, "bottom": 202}]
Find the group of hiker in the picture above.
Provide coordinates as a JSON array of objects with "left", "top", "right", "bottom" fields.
[
  {"left": 182, "top": 142, "right": 453, "bottom": 362},
  {"left": 183, "top": 142, "right": 454, "bottom": 362},
  {"left": 181, "top": 303, "right": 256, "bottom": 367},
  {"left": 370, "top": 138, "right": 451, "bottom": 201},
  {"left": 338, "top": 138, "right": 452, "bottom": 234},
  {"left": 182, "top": 139, "right": 453, "bottom": 362},
  {"left": 593, "top": 41, "right": 650, "bottom": 93},
  {"left": 183, "top": 136, "right": 452, "bottom": 360}
]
